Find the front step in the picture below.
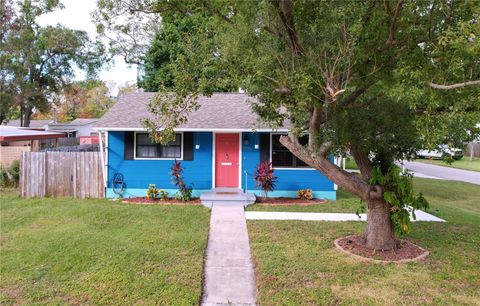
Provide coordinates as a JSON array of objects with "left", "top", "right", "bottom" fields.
[{"left": 200, "top": 188, "right": 256, "bottom": 208}]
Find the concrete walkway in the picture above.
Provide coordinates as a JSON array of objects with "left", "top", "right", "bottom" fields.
[
  {"left": 201, "top": 204, "right": 257, "bottom": 305},
  {"left": 403, "top": 161, "right": 480, "bottom": 185},
  {"left": 246, "top": 208, "right": 446, "bottom": 222}
]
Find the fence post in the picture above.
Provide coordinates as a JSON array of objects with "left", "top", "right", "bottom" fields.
[
  {"left": 44, "top": 152, "right": 47, "bottom": 197},
  {"left": 20, "top": 152, "right": 24, "bottom": 197}
]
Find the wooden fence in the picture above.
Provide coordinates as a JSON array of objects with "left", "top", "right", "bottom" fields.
[{"left": 20, "top": 151, "right": 104, "bottom": 198}]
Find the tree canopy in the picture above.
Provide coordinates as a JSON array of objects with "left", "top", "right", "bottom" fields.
[
  {"left": 0, "top": 0, "right": 105, "bottom": 126},
  {"left": 93, "top": 0, "right": 161, "bottom": 66},
  {"left": 140, "top": 13, "right": 238, "bottom": 92},
  {"left": 35, "top": 80, "right": 114, "bottom": 122},
  {"left": 94, "top": 1, "right": 238, "bottom": 92},
  {"left": 99, "top": 0, "right": 480, "bottom": 250}
]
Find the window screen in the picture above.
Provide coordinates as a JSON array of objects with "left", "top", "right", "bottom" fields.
[{"left": 135, "top": 133, "right": 182, "bottom": 159}]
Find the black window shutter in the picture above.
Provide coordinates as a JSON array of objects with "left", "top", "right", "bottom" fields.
[
  {"left": 259, "top": 133, "right": 270, "bottom": 163},
  {"left": 124, "top": 131, "right": 135, "bottom": 160},
  {"left": 183, "top": 132, "right": 194, "bottom": 161}
]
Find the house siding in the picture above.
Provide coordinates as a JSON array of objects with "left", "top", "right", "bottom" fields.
[
  {"left": 105, "top": 131, "right": 335, "bottom": 199},
  {"left": 107, "top": 131, "right": 213, "bottom": 197},
  {"left": 241, "top": 132, "right": 336, "bottom": 199}
]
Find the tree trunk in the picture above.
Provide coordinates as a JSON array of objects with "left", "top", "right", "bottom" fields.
[
  {"left": 22, "top": 105, "right": 33, "bottom": 127},
  {"left": 362, "top": 186, "right": 397, "bottom": 250},
  {"left": 279, "top": 136, "right": 398, "bottom": 251}
]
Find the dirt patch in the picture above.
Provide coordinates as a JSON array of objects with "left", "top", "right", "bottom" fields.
[
  {"left": 255, "top": 197, "right": 328, "bottom": 206},
  {"left": 335, "top": 235, "right": 429, "bottom": 263},
  {"left": 122, "top": 197, "right": 201, "bottom": 205},
  {"left": 0, "top": 286, "right": 24, "bottom": 304}
]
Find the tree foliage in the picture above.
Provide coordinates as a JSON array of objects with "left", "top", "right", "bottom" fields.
[
  {"left": 0, "top": 0, "right": 18, "bottom": 124},
  {"left": 93, "top": 0, "right": 161, "bottom": 65},
  {"left": 35, "top": 80, "right": 114, "bottom": 122},
  {"left": 140, "top": 13, "right": 238, "bottom": 92},
  {"left": 105, "top": 0, "right": 480, "bottom": 250},
  {"left": 0, "top": 0, "right": 105, "bottom": 126}
]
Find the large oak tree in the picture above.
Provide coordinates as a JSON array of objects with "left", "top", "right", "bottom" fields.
[
  {"left": 1, "top": 0, "right": 105, "bottom": 126},
  {"left": 100, "top": 0, "right": 480, "bottom": 250}
]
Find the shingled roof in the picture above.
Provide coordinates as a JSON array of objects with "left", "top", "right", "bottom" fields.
[{"left": 94, "top": 92, "right": 289, "bottom": 131}]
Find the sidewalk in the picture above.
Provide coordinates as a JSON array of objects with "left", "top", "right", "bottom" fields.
[
  {"left": 201, "top": 204, "right": 257, "bottom": 305},
  {"left": 245, "top": 208, "right": 446, "bottom": 222}
]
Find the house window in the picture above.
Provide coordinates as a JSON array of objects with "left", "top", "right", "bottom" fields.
[
  {"left": 135, "top": 133, "right": 182, "bottom": 159},
  {"left": 271, "top": 134, "right": 310, "bottom": 168}
]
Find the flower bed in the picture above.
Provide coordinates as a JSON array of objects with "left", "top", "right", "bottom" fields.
[
  {"left": 255, "top": 197, "right": 328, "bottom": 206},
  {"left": 123, "top": 197, "right": 201, "bottom": 205},
  {"left": 335, "top": 235, "right": 429, "bottom": 263}
]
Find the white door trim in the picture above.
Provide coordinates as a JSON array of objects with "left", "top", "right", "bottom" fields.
[{"left": 212, "top": 132, "right": 242, "bottom": 189}]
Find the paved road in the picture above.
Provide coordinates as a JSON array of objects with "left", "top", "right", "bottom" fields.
[
  {"left": 201, "top": 204, "right": 257, "bottom": 305},
  {"left": 402, "top": 161, "right": 480, "bottom": 185}
]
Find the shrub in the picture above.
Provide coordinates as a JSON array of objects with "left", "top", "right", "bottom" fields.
[
  {"left": 0, "top": 166, "right": 9, "bottom": 188},
  {"left": 146, "top": 184, "right": 159, "bottom": 199},
  {"left": 175, "top": 188, "right": 192, "bottom": 202},
  {"left": 0, "top": 161, "right": 20, "bottom": 188},
  {"left": 297, "top": 189, "right": 313, "bottom": 200},
  {"left": 158, "top": 189, "right": 169, "bottom": 200},
  {"left": 171, "top": 160, "right": 193, "bottom": 202},
  {"left": 254, "top": 161, "right": 277, "bottom": 199}
]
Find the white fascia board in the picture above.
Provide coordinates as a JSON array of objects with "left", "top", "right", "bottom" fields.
[{"left": 92, "top": 127, "right": 289, "bottom": 132}]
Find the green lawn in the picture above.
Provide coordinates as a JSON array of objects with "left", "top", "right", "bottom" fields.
[
  {"left": 416, "top": 157, "right": 480, "bottom": 172},
  {"left": 247, "top": 178, "right": 480, "bottom": 305},
  {"left": 0, "top": 190, "right": 210, "bottom": 305},
  {"left": 344, "top": 157, "right": 359, "bottom": 171}
]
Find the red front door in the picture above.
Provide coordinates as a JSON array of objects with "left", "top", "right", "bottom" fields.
[{"left": 215, "top": 133, "right": 239, "bottom": 188}]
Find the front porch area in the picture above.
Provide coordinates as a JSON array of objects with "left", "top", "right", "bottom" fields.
[{"left": 200, "top": 188, "right": 256, "bottom": 208}]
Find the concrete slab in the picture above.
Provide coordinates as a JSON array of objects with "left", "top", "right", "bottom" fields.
[
  {"left": 202, "top": 267, "right": 256, "bottom": 305},
  {"left": 201, "top": 190, "right": 256, "bottom": 208},
  {"left": 201, "top": 204, "right": 257, "bottom": 305},
  {"left": 245, "top": 207, "right": 446, "bottom": 222}
]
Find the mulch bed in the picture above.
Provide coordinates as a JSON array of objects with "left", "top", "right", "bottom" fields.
[
  {"left": 255, "top": 197, "right": 328, "bottom": 206},
  {"left": 122, "top": 197, "right": 201, "bottom": 205},
  {"left": 335, "top": 235, "right": 429, "bottom": 263}
]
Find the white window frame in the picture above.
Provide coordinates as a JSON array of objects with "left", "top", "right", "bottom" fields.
[
  {"left": 270, "top": 133, "right": 315, "bottom": 170},
  {"left": 134, "top": 131, "right": 184, "bottom": 160}
]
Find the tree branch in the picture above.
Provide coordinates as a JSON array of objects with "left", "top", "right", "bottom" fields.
[
  {"left": 271, "top": 0, "right": 304, "bottom": 56},
  {"left": 387, "top": 0, "right": 404, "bottom": 46},
  {"left": 308, "top": 106, "right": 324, "bottom": 150},
  {"left": 263, "top": 75, "right": 291, "bottom": 94},
  {"left": 350, "top": 147, "right": 373, "bottom": 182},
  {"left": 337, "top": 80, "right": 377, "bottom": 109},
  {"left": 428, "top": 80, "right": 480, "bottom": 90},
  {"left": 279, "top": 135, "right": 369, "bottom": 199}
]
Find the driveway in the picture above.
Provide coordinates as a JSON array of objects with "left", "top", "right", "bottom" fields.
[{"left": 402, "top": 161, "right": 480, "bottom": 185}]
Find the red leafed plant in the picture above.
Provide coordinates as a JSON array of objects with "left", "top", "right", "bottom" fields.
[
  {"left": 170, "top": 160, "right": 192, "bottom": 201},
  {"left": 254, "top": 161, "right": 277, "bottom": 199}
]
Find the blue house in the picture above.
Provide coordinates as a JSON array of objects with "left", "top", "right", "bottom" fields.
[{"left": 94, "top": 92, "right": 336, "bottom": 204}]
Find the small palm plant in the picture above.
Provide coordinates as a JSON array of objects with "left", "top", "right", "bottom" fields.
[{"left": 253, "top": 161, "right": 277, "bottom": 199}]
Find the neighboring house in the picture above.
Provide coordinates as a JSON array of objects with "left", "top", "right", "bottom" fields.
[
  {"left": 94, "top": 92, "right": 336, "bottom": 200},
  {"left": 0, "top": 126, "right": 64, "bottom": 166},
  {"left": 47, "top": 118, "right": 98, "bottom": 138}
]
